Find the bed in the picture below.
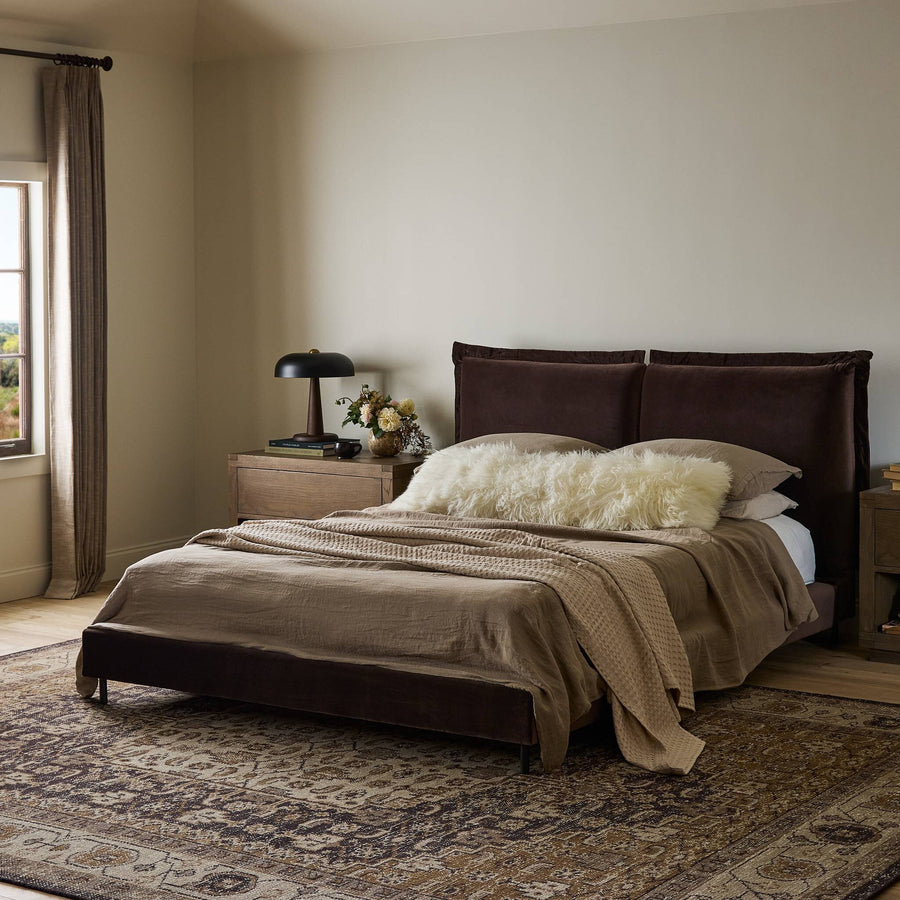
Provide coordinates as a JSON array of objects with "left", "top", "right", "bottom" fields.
[{"left": 79, "top": 342, "right": 872, "bottom": 774}]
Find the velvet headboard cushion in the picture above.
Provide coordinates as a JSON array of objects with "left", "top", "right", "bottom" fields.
[
  {"left": 648, "top": 349, "right": 872, "bottom": 494},
  {"left": 639, "top": 362, "right": 861, "bottom": 616},
  {"left": 453, "top": 342, "right": 645, "bottom": 447}
]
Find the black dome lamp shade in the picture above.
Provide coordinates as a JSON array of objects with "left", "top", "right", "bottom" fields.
[{"left": 274, "top": 349, "right": 355, "bottom": 442}]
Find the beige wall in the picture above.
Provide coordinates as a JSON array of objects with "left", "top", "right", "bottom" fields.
[
  {"left": 3, "top": 0, "right": 898, "bottom": 596},
  {"left": 0, "top": 42, "right": 196, "bottom": 601},
  {"left": 194, "top": 0, "right": 900, "bottom": 527},
  {"left": 103, "top": 51, "right": 197, "bottom": 569}
]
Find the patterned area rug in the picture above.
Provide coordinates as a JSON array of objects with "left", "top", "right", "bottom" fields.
[{"left": 2, "top": 643, "right": 900, "bottom": 900}]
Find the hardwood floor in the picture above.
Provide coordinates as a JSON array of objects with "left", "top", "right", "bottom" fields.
[
  {"left": 748, "top": 638, "right": 900, "bottom": 704},
  {"left": 1, "top": 592, "right": 899, "bottom": 899},
  {"left": 0, "top": 887, "right": 66, "bottom": 900},
  {"left": 0, "top": 587, "right": 112, "bottom": 657}
]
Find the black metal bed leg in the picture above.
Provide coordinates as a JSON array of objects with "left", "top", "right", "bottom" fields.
[
  {"left": 99, "top": 678, "right": 108, "bottom": 705},
  {"left": 519, "top": 744, "right": 531, "bottom": 775}
]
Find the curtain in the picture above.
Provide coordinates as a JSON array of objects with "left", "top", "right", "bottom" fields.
[{"left": 42, "top": 66, "right": 108, "bottom": 599}]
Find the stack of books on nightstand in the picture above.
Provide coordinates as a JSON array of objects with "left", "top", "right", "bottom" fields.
[
  {"left": 883, "top": 463, "right": 900, "bottom": 491},
  {"left": 266, "top": 438, "right": 337, "bottom": 457}
]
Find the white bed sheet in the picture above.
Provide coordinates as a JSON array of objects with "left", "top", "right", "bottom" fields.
[{"left": 761, "top": 514, "right": 816, "bottom": 584}]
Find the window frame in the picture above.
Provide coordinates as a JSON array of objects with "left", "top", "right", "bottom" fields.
[
  {"left": 0, "top": 162, "right": 46, "bottom": 473},
  {"left": 0, "top": 181, "right": 31, "bottom": 457}
]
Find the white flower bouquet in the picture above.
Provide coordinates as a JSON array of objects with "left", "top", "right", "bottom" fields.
[{"left": 337, "top": 385, "right": 432, "bottom": 456}]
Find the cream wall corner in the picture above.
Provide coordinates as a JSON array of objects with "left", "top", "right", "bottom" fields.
[{"left": 103, "top": 51, "right": 197, "bottom": 572}]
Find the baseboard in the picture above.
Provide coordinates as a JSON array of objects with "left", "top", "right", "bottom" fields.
[
  {"left": 0, "top": 563, "right": 51, "bottom": 604},
  {"left": 0, "top": 535, "right": 192, "bottom": 604},
  {"left": 102, "top": 535, "right": 192, "bottom": 583}
]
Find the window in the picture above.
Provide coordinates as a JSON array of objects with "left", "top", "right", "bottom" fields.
[{"left": 0, "top": 174, "right": 43, "bottom": 459}]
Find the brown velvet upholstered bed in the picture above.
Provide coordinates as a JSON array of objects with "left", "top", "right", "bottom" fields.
[{"left": 79, "top": 342, "right": 872, "bottom": 774}]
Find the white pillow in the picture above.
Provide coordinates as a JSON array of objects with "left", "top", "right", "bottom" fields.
[
  {"left": 720, "top": 491, "right": 798, "bottom": 520},
  {"left": 391, "top": 443, "right": 731, "bottom": 531}
]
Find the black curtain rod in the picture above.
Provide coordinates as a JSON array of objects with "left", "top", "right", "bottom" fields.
[{"left": 0, "top": 46, "right": 113, "bottom": 70}]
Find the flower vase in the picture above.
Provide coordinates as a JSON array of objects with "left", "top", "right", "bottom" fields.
[{"left": 368, "top": 431, "right": 403, "bottom": 458}]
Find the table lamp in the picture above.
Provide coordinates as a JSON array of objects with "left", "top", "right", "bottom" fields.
[{"left": 274, "top": 349, "right": 355, "bottom": 441}]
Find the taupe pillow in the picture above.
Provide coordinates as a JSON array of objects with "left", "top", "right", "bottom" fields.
[
  {"left": 454, "top": 432, "right": 607, "bottom": 454},
  {"left": 625, "top": 438, "right": 801, "bottom": 500},
  {"left": 720, "top": 490, "right": 798, "bottom": 520}
]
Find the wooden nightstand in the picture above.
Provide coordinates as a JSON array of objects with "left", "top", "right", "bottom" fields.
[
  {"left": 228, "top": 450, "right": 421, "bottom": 525},
  {"left": 859, "top": 486, "right": 900, "bottom": 661}
]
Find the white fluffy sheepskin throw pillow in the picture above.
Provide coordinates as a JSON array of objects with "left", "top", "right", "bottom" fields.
[{"left": 391, "top": 443, "right": 731, "bottom": 531}]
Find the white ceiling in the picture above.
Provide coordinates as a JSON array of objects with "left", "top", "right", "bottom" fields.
[{"left": 0, "top": 0, "right": 851, "bottom": 61}]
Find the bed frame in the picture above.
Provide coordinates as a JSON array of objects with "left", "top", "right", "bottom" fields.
[{"left": 81, "top": 343, "right": 872, "bottom": 773}]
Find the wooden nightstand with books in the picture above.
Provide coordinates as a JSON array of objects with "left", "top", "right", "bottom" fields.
[
  {"left": 228, "top": 450, "right": 421, "bottom": 525},
  {"left": 859, "top": 479, "right": 900, "bottom": 661}
]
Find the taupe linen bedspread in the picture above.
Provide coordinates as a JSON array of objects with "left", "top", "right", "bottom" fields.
[{"left": 78, "top": 509, "right": 814, "bottom": 774}]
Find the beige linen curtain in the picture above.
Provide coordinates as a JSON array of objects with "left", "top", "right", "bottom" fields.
[{"left": 42, "top": 66, "right": 108, "bottom": 599}]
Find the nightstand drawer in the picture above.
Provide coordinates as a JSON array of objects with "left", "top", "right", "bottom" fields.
[
  {"left": 860, "top": 487, "right": 900, "bottom": 660},
  {"left": 875, "top": 509, "right": 900, "bottom": 567},
  {"left": 237, "top": 468, "right": 383, "bottom": 519}
]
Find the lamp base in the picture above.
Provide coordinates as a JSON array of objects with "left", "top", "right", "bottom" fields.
[{"left": 291, "top": 431, "right": 340, "bottom": 443}]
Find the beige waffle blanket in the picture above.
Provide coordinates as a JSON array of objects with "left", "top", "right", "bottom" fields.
[{"left": 188, "top": 509, "right": 704, "bottom": 775}]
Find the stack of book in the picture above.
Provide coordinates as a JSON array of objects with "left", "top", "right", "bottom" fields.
[
  {"left": 883, "top": 463, "right": 900, "bottom": 491},
  {"left": 266, "top": 438, "right": 337, "bottom": 457}
]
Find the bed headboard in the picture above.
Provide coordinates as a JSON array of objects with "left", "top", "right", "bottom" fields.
[
  {"left": 453, "top": 342, "right": 645, "bottom": 448},
  {"left": 648, "top": 349, "right": 872, "bottom": 497},
  {"left": 453, "top": 342, "right": 872, "bottom": 618}
]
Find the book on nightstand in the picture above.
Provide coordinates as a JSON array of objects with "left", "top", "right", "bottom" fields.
[
  {"left": 267, "top": 438, "right": 337, "bottom": 457},
  {"left": 882, "top": 467, "right": 900, "bottom": 490},
  {"left": 265, "top": 446, "right": 336, "bottom": 457},
  {"left": 269, "top": 438, "right": 337, "bottom": 449},
  {"left": 881, "top": 619, "right": 900, "bottom": 634}
]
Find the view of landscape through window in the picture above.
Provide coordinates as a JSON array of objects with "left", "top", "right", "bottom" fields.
[
  {"left": 0, "top": 183, "right": 26, "bottom": 447},
  {"left": 0, "top": 324, "right": 20, "bottom": 440}
]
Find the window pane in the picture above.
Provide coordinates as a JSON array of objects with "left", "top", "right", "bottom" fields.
[
  {"left": 0, "top": 186, "right": 20, "bottom": 270},
  {"left": 0, "top": 272, "right": 21, "bottom": 329},
  {"left": 0, "top": 357, "right": 21, "bottom": 440}
]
